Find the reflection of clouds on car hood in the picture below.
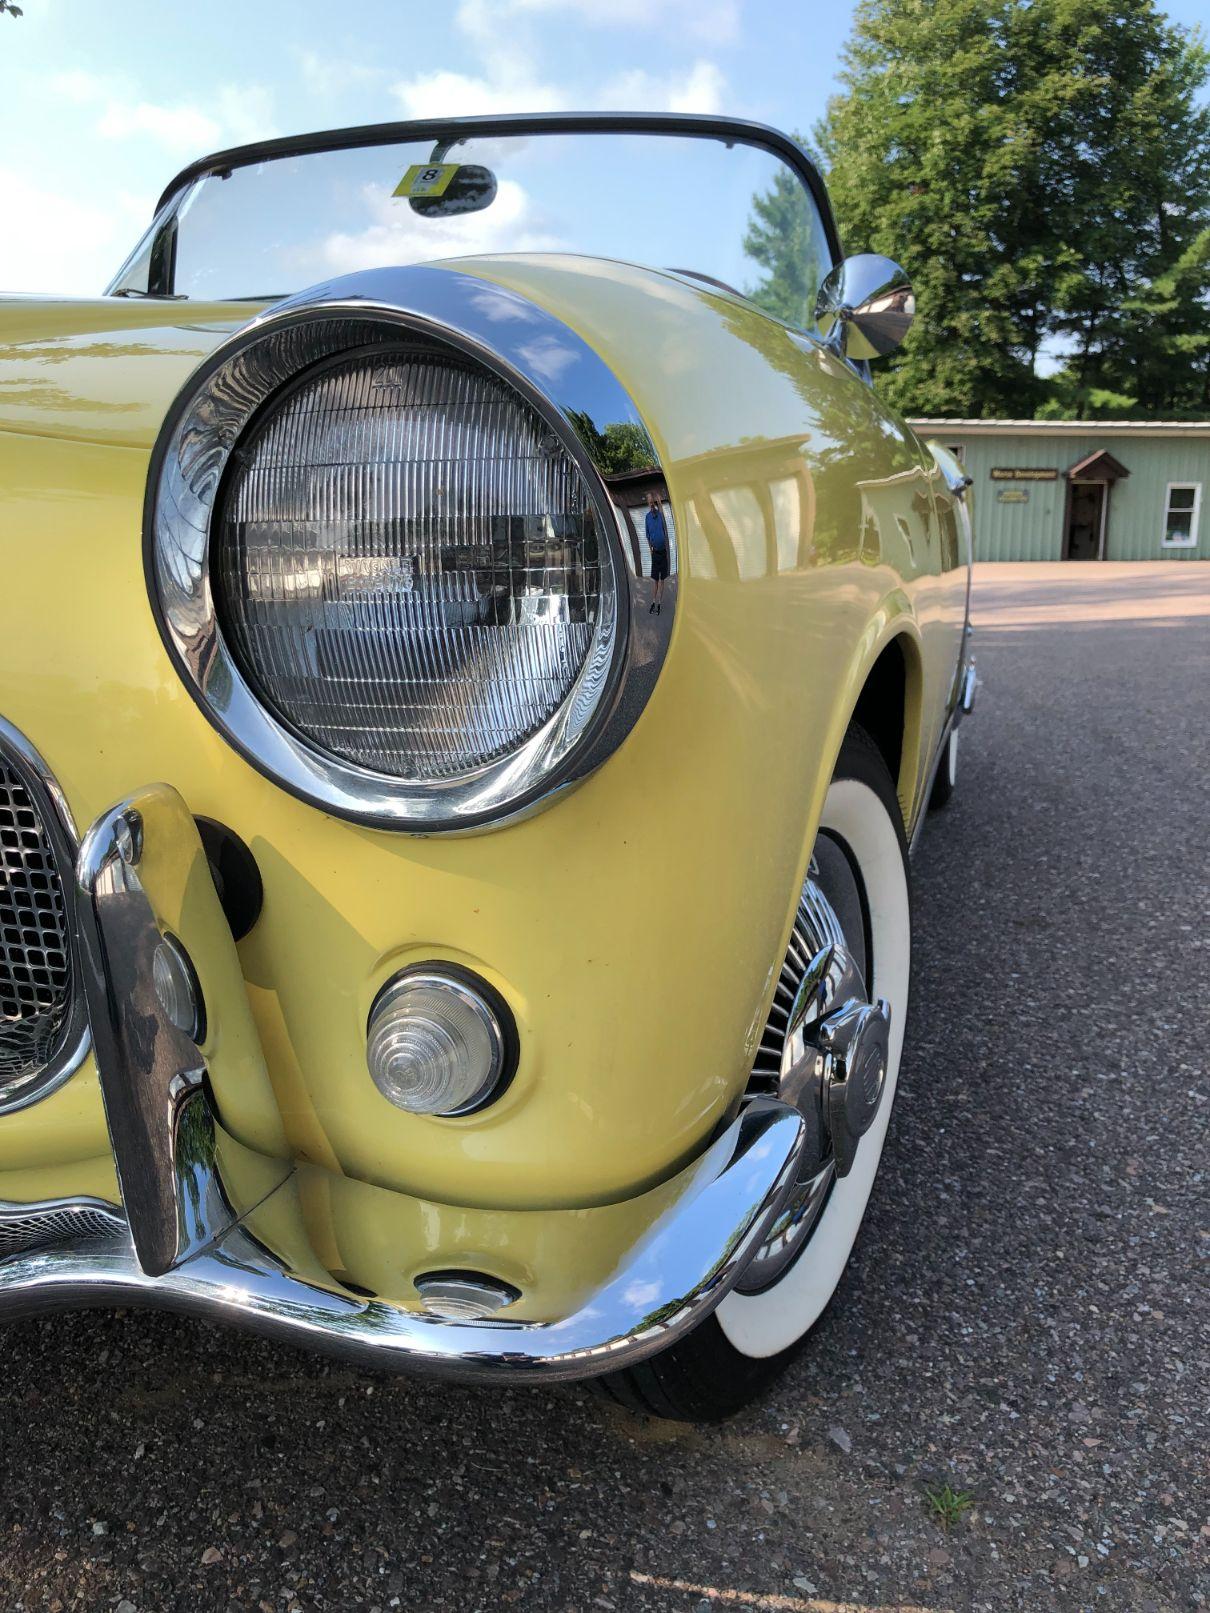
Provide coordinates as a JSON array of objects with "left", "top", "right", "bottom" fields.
[
  {"left": 515, "top": 333, "right": 581, "bottom": 386},
  {"left": 318, "top": 180, "right": 564, "bottom": 275}
]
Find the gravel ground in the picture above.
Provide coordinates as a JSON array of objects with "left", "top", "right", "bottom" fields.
[{"left": 1, "top": 562, "right": 1207, "bottom": 1613}]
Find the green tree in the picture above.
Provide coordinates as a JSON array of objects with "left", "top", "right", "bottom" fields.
[
  {"left": 1036, "top": 4, "right": 1210, "bottom": 417},
  {"left": 0, "top": 2, "right": 24, "bottom": 14},
  {"left": 744, "top": 155, "right": 829, "bottom": 327},
  {"left": 798, "top": 0, "right": 1210, "bottom": 419},
  {"left": 564, "top": 413, "right": 656, "bottom": 475},
  {"left": 1038, "top": 230, "right": 1210, "bottom": 417}
]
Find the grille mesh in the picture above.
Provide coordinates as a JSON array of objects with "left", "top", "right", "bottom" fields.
[
  {"left": 0, "top": 1200, "right": 124, "bottom": 1257},
  {"left": 0, "top": 755, "right": 74, "bottom": 1087}
]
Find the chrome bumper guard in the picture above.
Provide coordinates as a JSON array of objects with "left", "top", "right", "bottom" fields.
[
  {"left": 0, "top": 785, "right": 806, "bottom": 1383},
  {"left": 958, "top": 656, "right": 977, "bottom": 719}
]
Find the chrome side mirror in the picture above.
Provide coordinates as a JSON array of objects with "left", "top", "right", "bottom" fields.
[{"left": 814, "top": 254, "right": 915, "bottom": 362}]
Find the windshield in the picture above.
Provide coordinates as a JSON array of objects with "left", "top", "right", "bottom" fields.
[{"left": 109, "top": 123, "right": 835, "bottom": 330}]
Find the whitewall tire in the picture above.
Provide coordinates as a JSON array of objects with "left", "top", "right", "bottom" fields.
[
  {"left": 594, "top": 726, "right": 912, "bottom": 1419},
  {"left": 716, "top": 768, "right": 911, "bottom": 1356}
]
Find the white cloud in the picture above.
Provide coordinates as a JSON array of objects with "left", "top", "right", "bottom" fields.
[
  {"left": 211, "top": 85, "right": 277, "bottom": 148},
  {"left": 295, "top": 49, "right": 387, "bottom": 101},
  {"left": 458, "top": 0, "right": 739, "bottom": 45},
  {"left": 600, "top": 60, "right": 726, "bottom": 114},
  {"left": 396, "top": 0, "right": 731, "bottom": 120},
  {"left": 318, "top": 178, "right": 564, "bottom": 276},
  {"left": 96, "top": 99, "right": 223, "bottom": 155},
  {"left": 394, "top": 57, "right": 726, "bottom": 120},
  {"left": 0, "top": 168, "right": 149, "bottom": 295},
  {"left": 393, "top": 67, "right": 564, "bottom": 120},
  {"left": 50, "top": 69, "right": 106, "bottom": 105},
  {"left": 0, "top": 71, "right": 279, "bottom": 293},
  {"left": 48, "top": 70, "right": 277, "bottom": 158}
]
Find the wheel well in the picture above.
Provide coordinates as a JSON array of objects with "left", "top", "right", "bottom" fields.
[{"left": 851, "top": 639, "right": 906, "bottom": 804}]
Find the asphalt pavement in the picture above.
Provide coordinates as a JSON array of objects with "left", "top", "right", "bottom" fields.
[{"left": 1, "top": 561, "right": 1206, "bottom": 1613}]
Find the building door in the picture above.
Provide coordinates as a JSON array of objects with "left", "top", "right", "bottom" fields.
[{"left": 1065, "top": 481, "right": 1106, "bottom": 560}]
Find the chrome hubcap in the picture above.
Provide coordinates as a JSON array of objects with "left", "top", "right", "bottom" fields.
[{"left": 738, "top": 840, "right": 892, "bottom": 1294}]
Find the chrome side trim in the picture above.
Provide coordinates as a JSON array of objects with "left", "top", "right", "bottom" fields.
[
  {"left": 0, "top": 1101, "right": 805, "bottom": 1384},
  {"left": 145, "top": 266, "right": 677, "bottom": 834},
  {"left": 0, "top": 716, "right": 91, "bottom": 1112}
]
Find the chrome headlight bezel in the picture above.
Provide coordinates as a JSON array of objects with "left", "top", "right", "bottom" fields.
[{"left": 144, "top": 266, "right": 676, "bottom": 833}]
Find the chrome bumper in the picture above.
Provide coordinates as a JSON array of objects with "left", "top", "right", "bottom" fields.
[{"left": 0, "top": 784, "right": 806, "bottom": 1383}]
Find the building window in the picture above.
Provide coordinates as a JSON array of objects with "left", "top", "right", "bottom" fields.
[
  {"left": 1162, "top": 483, "right": 1201, "bottom": 548},
  {"left": 945, "top": 444, "right": 965, "bottom": 464}
]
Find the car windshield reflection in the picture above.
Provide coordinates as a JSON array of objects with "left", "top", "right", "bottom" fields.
[{"left": 108, "top": 120, "right": 837, "bottom": 332}]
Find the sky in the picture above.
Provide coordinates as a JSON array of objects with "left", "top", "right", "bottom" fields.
[
  {"left": 1, "top": 0, "right": 1207, "bottom": 298},
  {"left": 0, "top": 0, "right": 856, "bottom": 296}
]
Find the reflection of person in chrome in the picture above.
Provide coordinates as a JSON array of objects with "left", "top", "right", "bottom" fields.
[{"left": 645, "top": 490, "right": 669, "bottom": 615}]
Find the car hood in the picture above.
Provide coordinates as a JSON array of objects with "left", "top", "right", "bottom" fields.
[
  {"left": 0, "top": 295, "right": 261, "bottom": 449},
  {"left": 0, "top": 257, "right": 820, "bottom": 466}
]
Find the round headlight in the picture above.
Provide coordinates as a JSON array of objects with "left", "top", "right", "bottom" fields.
[
  {"left": 212, "top": 346, "right": 616, "bottom": 784},
  {"left": 146, "top": 270, "right": 677, "bottom": 831}
]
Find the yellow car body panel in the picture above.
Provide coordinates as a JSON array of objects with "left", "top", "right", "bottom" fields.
[
  {"left": 0, "top": 261, "right": 965, "bottom": 1239},
  {"left": 0, "top": 295, "right": 255, "bottom": 446}
]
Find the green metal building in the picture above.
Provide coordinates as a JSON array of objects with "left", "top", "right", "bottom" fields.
[{"left": 909, "top": 419, "right": 1209, "bottom": 561}]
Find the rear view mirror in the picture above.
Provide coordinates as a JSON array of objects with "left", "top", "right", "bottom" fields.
[
  {"left": 406, "top": 164, "right": 498, "bottom": 219},
  {"left": 815, "top": 254, "right": 915, "bottom": 361}
]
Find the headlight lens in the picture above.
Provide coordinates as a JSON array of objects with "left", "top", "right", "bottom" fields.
[{"left": 212, "top": 347, "right": 616, "bottom": 783}]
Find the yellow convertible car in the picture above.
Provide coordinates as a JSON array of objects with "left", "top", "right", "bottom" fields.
[{"left": 0, "top": 114, "right": 974, "bottom": 1419}]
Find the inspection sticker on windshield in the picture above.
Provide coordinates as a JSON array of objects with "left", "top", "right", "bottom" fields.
[{"left": 394, "top": 164, "right": 459, "bottom": 199}]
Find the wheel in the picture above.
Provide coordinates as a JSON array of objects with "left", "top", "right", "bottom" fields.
[
  {"left": 594, "top": 725, "right": 911, "bottom": 1421},
  {"left": 928, "top": 727, "right": 958, "bottom": 810}
]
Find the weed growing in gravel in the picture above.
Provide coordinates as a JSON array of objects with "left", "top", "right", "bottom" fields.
[{"left": 925, "top": 1483, "right": 975, "bottom": 1530}]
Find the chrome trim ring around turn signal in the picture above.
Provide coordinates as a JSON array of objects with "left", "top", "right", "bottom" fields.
[{"left": 365, "top": 964, "right": 517, "bottom": 1117}]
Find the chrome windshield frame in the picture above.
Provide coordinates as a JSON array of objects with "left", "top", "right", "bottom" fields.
[{"left": 105, "top": 112, "right": 841, "bottom": 300}]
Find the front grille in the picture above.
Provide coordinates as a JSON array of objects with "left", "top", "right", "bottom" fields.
[
  {"left": 0, "top": 748, "right": 76, "bottom": 1095},
  {"left": 0, "top": 1198, "right": 124, "bottom": 1258}
]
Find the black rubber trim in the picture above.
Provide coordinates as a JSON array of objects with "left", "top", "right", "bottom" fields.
[
  {"left": 194, "top": 817, "right": 264, "bottom": 941},
  {"left": 929, "top": 730, "right": 957, "bottom": 810}
]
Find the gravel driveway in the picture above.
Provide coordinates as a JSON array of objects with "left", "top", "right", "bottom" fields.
[{"left": 1, "top": 562, "right": 1206, "bottom": 1613}]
